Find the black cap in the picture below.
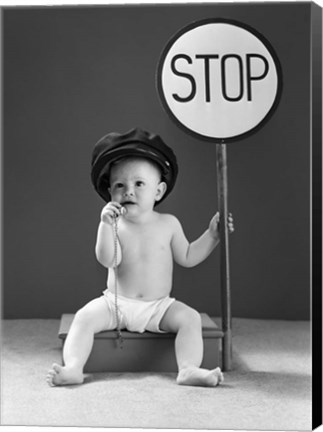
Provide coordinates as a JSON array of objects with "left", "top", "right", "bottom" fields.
[{"left": 91, "top": 127, "right": 178, "bottom": 205}]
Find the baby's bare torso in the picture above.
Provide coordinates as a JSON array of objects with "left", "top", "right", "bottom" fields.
[{"left": 107, "top": 213, "right": 174, "bottom": 300}]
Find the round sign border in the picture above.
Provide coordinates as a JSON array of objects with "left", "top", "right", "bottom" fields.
[{"left": 156, "top": 18, "right": 283, "bottom": 143}]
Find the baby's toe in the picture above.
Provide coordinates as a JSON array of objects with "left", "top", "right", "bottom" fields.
[
  {"left": 214, "top": 367, "right": 224, "bottom": 383},
  {"left": 52, "top": 363, "right": 62, "bottom": 373},
  {"left": 219, "top": 372, "right": 224, "bottom": 383},
  {"left": 46, "top": 373, "right": 56, "bottom": 387},
  {"left": 46, "top": 364, "right": 61, "bottom": 387}
]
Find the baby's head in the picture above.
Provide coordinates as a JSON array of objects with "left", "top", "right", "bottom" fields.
[
  {"left": 109, "top": 156, "right": 167, "bottom": 209},
  {"left": 91, "top": 128, "right": 178, "bottom": 205}
]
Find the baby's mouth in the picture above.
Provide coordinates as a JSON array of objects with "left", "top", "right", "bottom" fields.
[{"left": 121, "top": 200, "right": 136, "bottom": 206}]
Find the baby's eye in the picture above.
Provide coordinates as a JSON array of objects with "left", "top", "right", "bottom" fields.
[
  {"left": 136, "top": 181, "right": 145, "bottom": 187},
  {"left": 114, "top": 183, "right": 124, "bottom": 189}
]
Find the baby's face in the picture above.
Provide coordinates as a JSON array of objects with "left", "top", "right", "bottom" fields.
[{"left": 109, "top": 158, "right": 166, "bottom": 214}]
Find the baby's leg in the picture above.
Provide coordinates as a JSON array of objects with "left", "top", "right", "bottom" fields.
[
  {"left": 159, "top": 301, "right": 224, "bottom": 387},
  {"left": 47, "top": 297, "right": 111, "bottom": 387}
]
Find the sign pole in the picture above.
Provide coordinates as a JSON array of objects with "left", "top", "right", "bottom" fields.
[
  {"left": 157, "top": 18, "right": 282, "bottom": 373},
  {"left": 216, "top": 142, "right": 232, "bottom": 371}
]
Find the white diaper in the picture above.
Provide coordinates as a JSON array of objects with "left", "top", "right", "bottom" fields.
[{"left": 102, "top": 289, "right": 175, "bottom": 333}]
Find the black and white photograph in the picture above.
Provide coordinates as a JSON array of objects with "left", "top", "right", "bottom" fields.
[{"left": 1, "top": 1, "right": 322, "bottom": 431}]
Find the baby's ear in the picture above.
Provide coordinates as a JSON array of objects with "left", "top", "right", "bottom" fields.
[{"left": 155, "top": 181, "right": 167, "bottom": 202}]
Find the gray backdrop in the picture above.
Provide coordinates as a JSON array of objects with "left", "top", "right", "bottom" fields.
[{"left": 3, "top": 3, "right": 315, "bottom": 319}]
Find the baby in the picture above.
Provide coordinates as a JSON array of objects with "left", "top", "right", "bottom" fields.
[{"left": 47, "top": 128, "right": 234, "bottom": 387}]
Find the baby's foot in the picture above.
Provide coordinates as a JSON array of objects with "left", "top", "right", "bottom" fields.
[
  {"left": 177, "top": 366, "right": 224, "bottom": 387},
  {"left": 46, "top": 363, "right": 84, "bottom": 387}
]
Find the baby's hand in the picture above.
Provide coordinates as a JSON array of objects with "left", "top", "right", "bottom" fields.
[
  {"left": 209, "top": 212, "right": 235, "bottom": 239},
  {"left": 100, "top": 202, "right": 125, "bottom": 225},
  {"left": 227, "top": 213, "right": 235, "bottom": 234}
]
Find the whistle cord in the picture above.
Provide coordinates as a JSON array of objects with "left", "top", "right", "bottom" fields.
[{"left": 113, "top": 217, "right": 123, "bottom": 348}]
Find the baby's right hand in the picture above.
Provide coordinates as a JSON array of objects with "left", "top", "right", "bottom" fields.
[{"left": 100, "top": 202, "right": 125, "bottom": 225}]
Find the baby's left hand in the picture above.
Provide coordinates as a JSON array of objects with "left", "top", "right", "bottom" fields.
[{"left": 209, "top": 212, "right": 235, "bottom": 239}]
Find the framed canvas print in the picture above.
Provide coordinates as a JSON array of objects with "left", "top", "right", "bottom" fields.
[{"left": 1, "top": 1, "right": 322, "bottom": 431}]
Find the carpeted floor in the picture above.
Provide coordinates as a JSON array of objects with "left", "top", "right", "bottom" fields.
[{"left": 1, "top": 317, "right": 312, "bottom": 430}]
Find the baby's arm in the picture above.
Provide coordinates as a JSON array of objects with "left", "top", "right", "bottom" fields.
[
  {"left": 170, "top": 212, "right": 234, "bottom": 268},
  {"left": 95, "top": 202, "right": 123, "bottom": 268}
]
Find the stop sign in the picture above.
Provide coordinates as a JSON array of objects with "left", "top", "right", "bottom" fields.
[{"left": 157, "top": 19, "right": 282, "bottom": 142}]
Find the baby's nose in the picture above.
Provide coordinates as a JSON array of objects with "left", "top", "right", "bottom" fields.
[{"left": 124, "top": 186, "right": 134, "bottom": 196}]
